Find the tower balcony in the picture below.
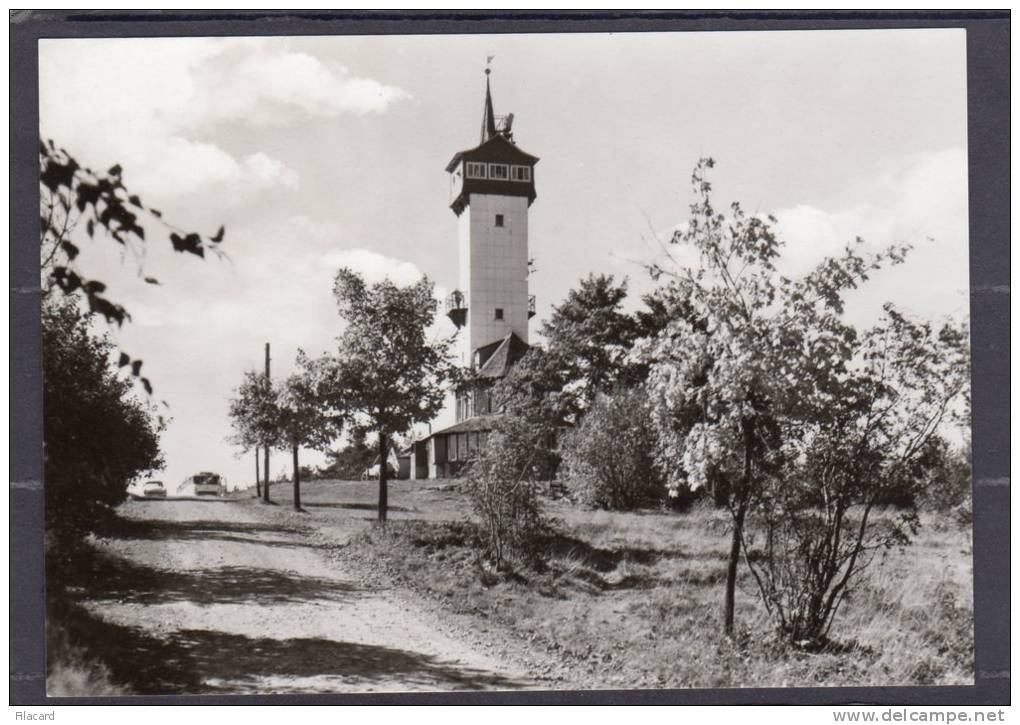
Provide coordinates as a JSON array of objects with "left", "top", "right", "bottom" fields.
[
  {"left": 528, "top": 294, "right": 536, "bottom": 319},
  {"left": 445, "top": 289, "right": 468, "bottom": 328}
]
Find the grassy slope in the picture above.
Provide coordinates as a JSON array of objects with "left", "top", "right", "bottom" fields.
[{"left": 266, "top": 478, "right": 975, "bottom": 690}]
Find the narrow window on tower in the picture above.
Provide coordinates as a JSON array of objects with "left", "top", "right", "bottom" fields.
[
  {"left": 494, "top": 214, "right": 504, "bottom": 227},
  {"left": 494, "top": 308, "right": 504, "bottom": 320},
  {"left": 488, "top": 163, "right": 509, "bottom": 180},
  {"left": 466, "top": 162, "right": 487, "bottom": 179}
]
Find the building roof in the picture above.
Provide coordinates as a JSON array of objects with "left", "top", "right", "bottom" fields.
[
  {"left": 445, "top": 132, "right": 539, "bottom": 174},
  {"left": 431, "top": 414, "right": 502, "bottom": 437},
  {"left": 475, "top": 331, "right": 530, "bottom": 379}
]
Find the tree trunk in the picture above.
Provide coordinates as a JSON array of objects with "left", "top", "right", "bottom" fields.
[
  {"left": 292, "top": 443, "right": 301, "bottom": 511},
  {"left": 263, "top": 445, "right": 271, "bottom": 503},
  {"left": 724, "top": 494, "right": 748, "bottom": 638},
  {"left": 724, "top": 420, "right": 755, "bottom": 638},
  {"left": 254, "top": 446, "right": 262, "bottom": 498},
  {"left": 377, "top": 430, "right": 388, "bottom": 524}
]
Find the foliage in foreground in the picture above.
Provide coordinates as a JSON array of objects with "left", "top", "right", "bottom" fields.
[
  {"left": 637, "top": 158, "right": 970, "bottom": 644},
  {"left": 464, "top": 416, "right": 550, "bottom": 569},
  {"left": 559, "top": 388, "right": 665, "bottom": 510},
  {"left": 43, "top": 297, "right": 164, "bottom": 537}
]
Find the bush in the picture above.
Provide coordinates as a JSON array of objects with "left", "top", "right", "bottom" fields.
[
  {"left": 559, "top": 388, "right": 665, "bottom": 510},
  {"left": 43, "top": 297, "right": 164, "bottom": 538},
  {"left": 464, "top": 415, "right": 549, "bottom": 570}
]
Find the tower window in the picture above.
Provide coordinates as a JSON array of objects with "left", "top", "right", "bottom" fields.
[
  {"left": 466, "top": 162, "right": 487, "bottom": 179},
  {"left": 488, "top": 163, "right": 509, "bottom": 180},
  {"left": 494, "top": 214, "right": 504, "bottom": 227},
  {"left": 511, "top": 165, "right": 531, "bottom": 182},
  {"left": 494, "top": 308, "right": 504, "bottom": 320}
]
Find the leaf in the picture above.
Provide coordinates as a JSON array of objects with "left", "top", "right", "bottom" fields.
[
  {"left": 118, "top": 352, "right": 130, "bottom": 368},
  {"left": 86, "top": 219, "right": 95, "bottom": 238},
  {"left": 61, "top": 241, "right": 79, "bottom": 261},
  {"left": 128, "top": 194, "right": 142, "bottom": 207},
  {"left": 210, "top": 225, "right": 225, "bottom": 243},
  {"left": 141, "top": 377, "right": 153, "bottom": 395},
  {"left": 108, "top": 164, "right": 122, "bottom": 177},
  {"left": 143, "top": 276, "right": 160, "bottom": 285},
  {"left": 150, "top": 208, "right": 162, "bottom": 218},
  {"left": 131, "top": 360, "right": 143, "bottom": 376}
]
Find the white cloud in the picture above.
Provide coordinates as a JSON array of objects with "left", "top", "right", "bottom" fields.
[
  {"left": 322, "top": 248, "right": 427, "bottom": 287},
  {"left": 196, "top": 50, "right": 411, "bottom": 125},
  {"left": 38, "top": 37, "right": 409, "bottom": 201}
]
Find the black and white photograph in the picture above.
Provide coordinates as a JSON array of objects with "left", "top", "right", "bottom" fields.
[{"left": 13, "top": 13, "right": 1008, "bottom": 706}]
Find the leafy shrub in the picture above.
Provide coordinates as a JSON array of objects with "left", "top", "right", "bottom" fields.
[
  {"left": 464, "top": 415, "right": 549, "bottom": 569},
  {"left": 43, "top": 297, "right": 164, "bottom": 538},
  {"left": 559, "top": 388, "right": 665, "bottom": 510}
]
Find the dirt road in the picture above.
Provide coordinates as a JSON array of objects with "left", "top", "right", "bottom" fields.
[{"left": 84, "top": 498, "right": 536, "bottom": 694}]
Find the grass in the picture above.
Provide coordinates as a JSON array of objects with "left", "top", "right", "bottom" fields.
[{"left": 282, "top": 478, "right": 974, "bottom": 690}]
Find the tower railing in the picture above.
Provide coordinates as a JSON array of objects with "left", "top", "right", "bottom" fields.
[{"left": 446, "top": 290, "right": 468, "bottom": 328}]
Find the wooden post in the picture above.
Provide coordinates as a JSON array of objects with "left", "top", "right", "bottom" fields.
[
  {"left": 262, "top": 342, "right": 271, "bottom": 503},
  {"left": 292, "top": 443, "right": 301, "bottom": 511}
]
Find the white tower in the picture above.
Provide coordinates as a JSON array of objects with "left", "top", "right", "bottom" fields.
[{"left": 444, "top": 69, "right": 539, "bottom": 371}]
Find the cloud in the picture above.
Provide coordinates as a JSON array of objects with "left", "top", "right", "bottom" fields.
[
  {"left": 322, "top": 248, "right": 428, "bottom": 287},
  {"left": 194, "top": 48, "right": 412, "bottom": 125},
  {"left": 38, "top": 37, "right": 409, "bottom": 201}
]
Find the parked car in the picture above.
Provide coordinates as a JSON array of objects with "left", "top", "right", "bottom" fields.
[
  {"left": 142, "top": 480, "right": 166, "bottom": 498},
  {"left": 179, "top": 472, "right": 223, "bottom": 497}
]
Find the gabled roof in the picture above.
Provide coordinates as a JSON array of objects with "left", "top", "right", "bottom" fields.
[
  {"left": 475, "top": 331, "right": 530, "bottom": 379},
  {"left": 445, "top": 133, "right": 540, "bottom": 173}
]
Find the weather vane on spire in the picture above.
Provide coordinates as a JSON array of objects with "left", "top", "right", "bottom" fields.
[{"left": 485, "top": 55, "right": 495, "bottom": 75}]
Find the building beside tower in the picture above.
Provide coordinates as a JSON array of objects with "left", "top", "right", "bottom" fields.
[{"left": 414, "top": 69, "right": 540, "bottom": 479}]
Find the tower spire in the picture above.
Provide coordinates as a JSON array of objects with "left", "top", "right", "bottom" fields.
[{"left": 481, "top": 62, "right": 497, "bottom": 144}]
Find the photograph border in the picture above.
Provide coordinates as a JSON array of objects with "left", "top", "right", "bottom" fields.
[{"left": 10, "top": 9, "right": 1010, "bottom": 706}]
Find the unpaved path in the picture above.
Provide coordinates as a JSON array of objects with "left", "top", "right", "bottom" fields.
[{"left": 85, "top": 499, "right": 537, "bottom": 694}]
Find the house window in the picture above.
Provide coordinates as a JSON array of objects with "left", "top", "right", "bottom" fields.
[
  {"left": 494, "top": 214, "right": 504, "bottom": 227},
  {"left": 466, "top": 162, "right": 487, "bottom": 179},
  {"left": 494, "top": 308, "right": 504, "bottom": 320},
  {"left": 488, "top": 163, "right": 509, "bottom": 180},
  {"left": 511, "top": 165, "right": 531, "bottom": 182}
]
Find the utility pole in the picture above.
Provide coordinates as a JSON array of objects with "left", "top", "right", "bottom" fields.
[{"left": 263, "top": 342, "right": 271, "bottom": 503}]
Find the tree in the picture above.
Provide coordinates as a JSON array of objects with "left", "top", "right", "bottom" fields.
[
  {"left": 275, "top": 352, "right": 344, "bottom": 510},
  {"left": 743, "top": 309, "right": 969, "bottom": 645},
  {"left": 40, "top": 140, "right": 225, "bottom": 393},
  {"left": 560, "top": 388, "right": 665, "bottom": 510},
  {"left": 43, "top": 296, "right": 164, "bottom": 538},
  {"left": 538, "top": 273, "right": 640, "bottom": 406},
  {"left": 228, "top": 371, "right": 280, "bottom": 503},
  {"left": 325, "top": 268, "right": 457, "bottom": 522},
  {"left": 490, "top": 274, "right": 646, "bottom": 477},
  {"left": 638, "top": 157, "right": 919, "bottom": 638}
]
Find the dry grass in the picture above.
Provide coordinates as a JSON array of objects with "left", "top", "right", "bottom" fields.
[{"left": 303, "top": 479, "right": 974, "bottom": 690}]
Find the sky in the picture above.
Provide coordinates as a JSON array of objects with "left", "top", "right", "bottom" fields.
[{"left": 38, "top": 29, "right": 969, "bottom": 488}]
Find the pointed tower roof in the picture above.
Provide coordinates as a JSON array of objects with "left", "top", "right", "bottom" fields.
[{"left": 480, "top": 71, "right": 498, "bottom": 144}]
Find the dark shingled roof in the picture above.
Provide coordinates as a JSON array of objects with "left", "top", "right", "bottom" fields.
[{"left": 476, "top": 331, "right": 530, "bottom": 379}]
